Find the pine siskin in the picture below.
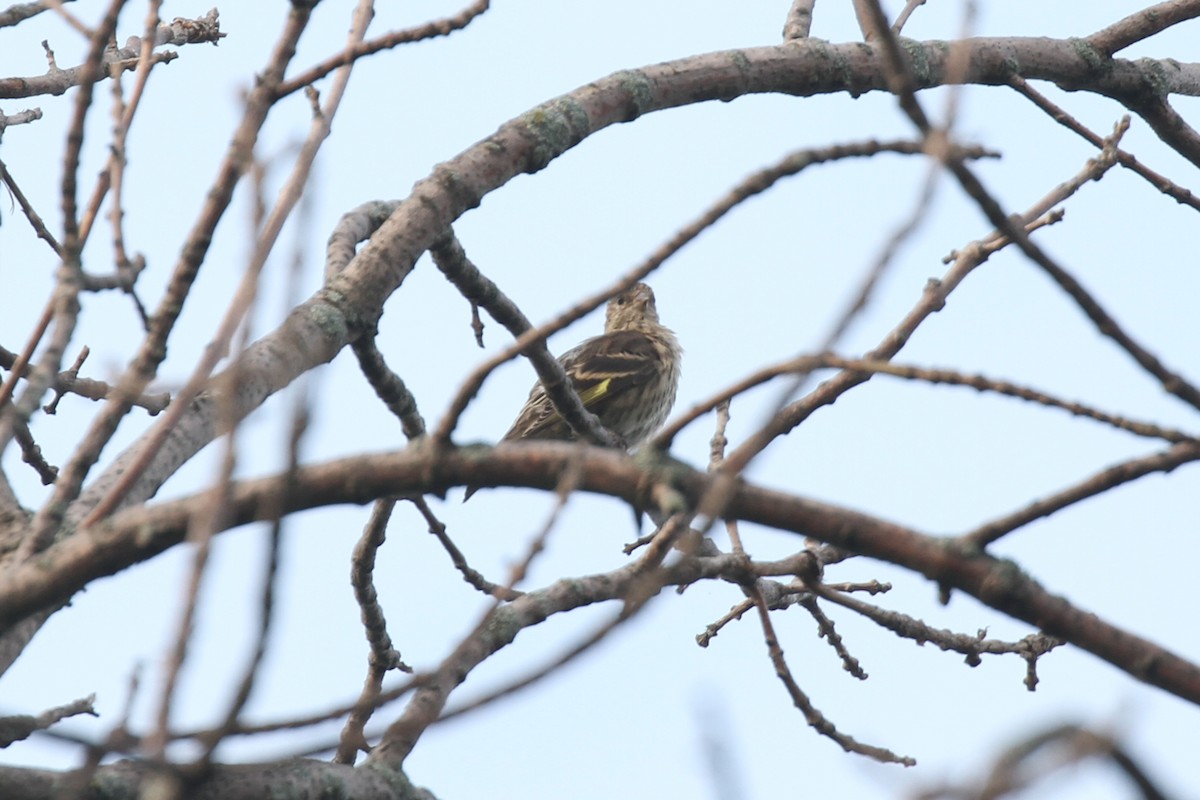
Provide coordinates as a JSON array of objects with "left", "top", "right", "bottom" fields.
[{"left": 466, "top": 282, "right": 682, "bottom": 499}]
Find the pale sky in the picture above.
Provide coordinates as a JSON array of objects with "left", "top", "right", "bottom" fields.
[{"left": 1, "top": 2, "right": 1197, "bottom": 798}]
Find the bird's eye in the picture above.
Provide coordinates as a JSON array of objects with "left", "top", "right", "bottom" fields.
[{"left": 615, "top": 296, "right": 627, "bottom": 305}]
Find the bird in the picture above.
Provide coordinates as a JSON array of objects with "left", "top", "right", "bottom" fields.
[{"left": 465, "top": 282, "right": 682, "bottom": 499}]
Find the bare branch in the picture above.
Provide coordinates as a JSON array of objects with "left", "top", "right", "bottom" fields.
[
  {"left": 0, "top": 0, "right": 76, "bottom": 29},
  {"left": 892, "top": 0, "right": 929, "bottom": 34},
  {"left": 334, "top": 498, "right": 409, "bottom": 765},
  {"left": 65, "top": 2, "right": 340, "bottom": 533},
  {"left": 815, "top": 583, "right": 1064, "bottom": 676},
  {"left": 4, "top": 442, "right": 1197, "bottom": 705},
  {"left": 748, "top": 580, "right": 913, "bottom": 765},
  {"left": 1009, "top": 76, "right": 1200, "bottom": 212},
  {"left": 0, "top": 759, "right": 431, "bottom": 800},
  {"left": 0, "top": 11, "right": 223, "bottom": 100},
  {"left": 431, "top": 230, "right": 616, "bottom": 447},
  {"left": 782, "top": 0, "right": 815, "bottom": 40},
  {"left": 964, "top": 442, "right": 1200, "bottom": 548},
  {"left": 1088, "top": 0, "right": 1200, "bottom": 56},
  {"left": 62, "top": 34, "right": 1200, "bottom": 546},
  {"left": 0, "top": 694, "right": 96, "bottom": 747},
  {"left": 277, "top": 0, "right": 490, "bottom": 98}
]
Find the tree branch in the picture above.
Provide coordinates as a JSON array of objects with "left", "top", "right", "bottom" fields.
[{"left": 3, "top": 441, "right": 1197, "bottom": 706}]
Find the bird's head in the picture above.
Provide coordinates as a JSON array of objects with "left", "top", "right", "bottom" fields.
[{"left": 605, "top": 282, "right": 659, "bottom": 332}]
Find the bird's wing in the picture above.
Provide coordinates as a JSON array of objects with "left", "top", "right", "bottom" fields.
[
  {"left": 566, "top": 330, "right": 659, "bottom": 408},
  {"left": 504, "top": 331, "right": 658, "bottom": 440}
]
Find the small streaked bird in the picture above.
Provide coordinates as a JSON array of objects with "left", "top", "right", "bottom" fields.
[{"left": 466, "top": 282, "right": 682, "bottom": 499}]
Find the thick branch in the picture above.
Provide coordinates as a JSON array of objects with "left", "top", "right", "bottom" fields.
[
  {"left": 9, "top": 28, "right": 1195, "bottom": 683},
  {"left": 73, "top": 34, "right": 1200, "bottom": 524},
  {"left": 0, "top": 759, "right": 431, "bottom": 800},
  {"left": 6, "top": 442, "right": 1199, "bottom": 706}
]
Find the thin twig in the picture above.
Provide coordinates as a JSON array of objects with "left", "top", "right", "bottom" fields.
[
  {"left": 276, "top": 0, "right": 490, "bottom": 98},
  {"left": 0, "top": 0, "right": 77, "bottom": 28},
  {"left": 413, "top": 496, "right": 517, "bottom": 599},
  {"left": 199, "top": 398, "right": 311, "bottom": 765},
  {"left": 862, "top": 1, "right": 1200, "bottom": 414},
  {"left": 749, "top": 579, "right": 912, "bottom": 764},
  {"left": 20, "top": 6, "right": 311, "bottom": 559},
  {"left": 77, "top": 1, "right": 367, "bottom": 530},
  {"left": 964, "top": 441, "right": 1200, "bottom": 548},
  {"left": 1008, "top": 76, "right": 1200, "bottom": 213},
  {"left": 892, "top": 0, "right": 928, "bottom": 34},
  {"left": 814, "top": 583, "right": 1063, "bottom": 679},
  {"left": 334, "top": 498, "right": 408, "bottom": 765},
  {"left": 0, "top": 158, "right": 61, "bottom": 254}
]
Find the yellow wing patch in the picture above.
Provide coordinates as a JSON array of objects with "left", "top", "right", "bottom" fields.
[{"left": 577, "top": 378, "right": 611, "bottom": 406}]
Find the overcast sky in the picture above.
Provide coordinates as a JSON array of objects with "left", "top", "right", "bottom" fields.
[{"left": 1, "top": 2, "right": 1198, "bottom": 798}]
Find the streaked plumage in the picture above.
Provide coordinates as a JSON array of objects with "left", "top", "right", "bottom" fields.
[{"left": 466, "top": 283, "right": 682, "bottom": 499}]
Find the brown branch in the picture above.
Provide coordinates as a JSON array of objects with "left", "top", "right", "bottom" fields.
[
  {"left": 369, "top": 512, "right": 696, "bottom": 768},
  {"left": 430, "top": 230, "right": 615, "bottom": 447},
  {"left": 276, "top": 0, "right": 491, "bottom": 98},
  {"left": 432, "top": 506, "right": 715, "bottom": 743},
  {"left": 1038, "top": 235, "right": 1200, "bottom": 412},
  {"left": 412, "top": 495, "right": 516, "bottom": 599},
  {"left": 0, "top": 344, "right": 169, "bottom": 416},
  {"left": 76, "top": 9, "right": 198, "bottom": 249},
  {"left": 851, "top": 0, "right": 886, "bottom": 41},
  {"left": 82, "top": 1, "right": 161, "bottom": 336},
  {"left": 334, "top": 498, "right": 409, "bottom": 765},
  {"left": 70, "top": 3, "right": 350, "bottom": 534},
  {"left": 748, "top": 580, "right": 912, "bottom": 764},
  {"left": 922, "top": 723, "right": 1173, "bottom": 799},
  {"left": 0, "top": 0, "right": 75, "bottom": 28},
  {"left": 821, "top": 356, "right": 1192, "bottom": 443},
  {"left": 169, "top": 673, "right": 427, "bottom": 745},
  {"left": 197, "top": 397, "right": 311, "bottom": 766},
  {"left": 0, "top": 694, "right": 96, "bottom": 747},
  {"left": 714, "top": 52, "right": 1100, "bottom": 474},
  {"left": 11, "top": 22, "right": 1195, "bottom": 695},
  {"left": 720, "top": 209, "right": 1026, "bottom": 474},
  {"left": 0, "top": 10, "right": 224, "bottom": 100},
  {"left": 1081, "top": 3, "right": 1200, "bottom": 167},
  {"left": 709, "top": 404, "right": 881, "bottom": 760},
  {"left": 964, "top": 441, "right": 1200, "bottom": 548},
  {"left": 0, "top": 157, "right": 60, "bottom": 254},
  {"left": 0, "top": 1, "right": 316, "bottom": 701},
  {"left": 1008, "top": 76, "right": 1200, "bottom": 212},
  {"left": 1087, "top": 0, "right": 1200, "bottom": 56},
  {"left": 0, "top": 759, "right": 428, "bottom": 800},
  {"left": 3, "top": 0, "right": 124, "bottom": 491},
  {"left": 855, "top": 3, "right": 1200, "bottom": 420},
  {"left": 65, "top": 31, "right": 1200, "bottom": 548},
  {"left": 781, "top": 0, "right": 815, "bottom": 40},
  {"left": 5, "top": 442, "right": 1198, "bottom": 705},
  {"left": 351, "top": 339, "right": 428, "bottom": 440},
  {"left": 814, "top": 583, "right": 1063, "bottom": 679},
  {"left": 39, "top": 0, "right": 90, "bottom": 37},
  {"left": 12, "top": 417, "right": 56, "bottom": 485},
  {"left": 796, "top": 594, "right": 868, "bottom": 679},
  {"left": 0, "top": 299, "right": 53, "bottom": 437},
  {"left": 892, "top": 0, "right": 929, "bottom": 34},
  {"left": 433, "top": 594, "right": 639, "bottom": 726},
  {"left": 327, "top": 205, "right": 429, "bottom": 439}
]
